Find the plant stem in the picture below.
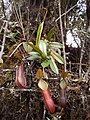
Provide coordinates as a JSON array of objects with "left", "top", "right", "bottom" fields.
[
  {"left": 8, "top": 42, "right": 23, "bottom": 57},
  {"left": 55, "top": 3, "right": 77, "bottom": 22},
  {"left": 79, "top": 39, "right": 85, "bottom": 77},
  {"left": 58, "top": 0, "right": 66, "bottom": 72},
  {"left": 0, "top": 21, "right": 8, "bottom": 59},
  {"left": 0, "top": 87, "right": 40, "bottom": 92}
]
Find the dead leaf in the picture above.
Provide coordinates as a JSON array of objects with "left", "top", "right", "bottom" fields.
[
  {"left": 36, "top": 69, "right": 43, "bottom": 79},
  {"left": 67, "top": 86, "right": 80, "bottom": 91},
  {"left": 61, "top": 71, "right": 68, "bottom": 79},
  {"left": 43, "top": 69, "right": 48, "bottom": 79}
]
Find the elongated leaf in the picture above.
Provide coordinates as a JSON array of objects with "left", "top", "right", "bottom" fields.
[
  {"left": 41, "top": 60, "right": 50, "bottom": 68},
  {"left": 53, "top": 117, "right": 58, "bottom": 120},
  {"left": 27, "top": 54, "right": 41, "bottom": 60},
  {"left": 53, "top": 51, "right": 64, "bottom": 64},
  {"left": 23, "top": 42, "right": 33, "bottom": 53},
  {"left": 36, "top": 22, "right": 44, "bottom": 47},
  {"left": 47, "top": 27, "right": 55, "bottom": 40},
  {"left": 39, "top": 40, "right": 47, "bottom": 56},
  {"left": 50, "top": 42, "right": 63, "bottom": 48},
  {"left": 27, "top": 42, "right": 43, "bottom": 57},
  {"left": 46, "top": 117, "right": 50, "bottom": 120},
  {"left": 50, "top": 56, "right": 59, "bottom": 74},
  {"left": 29, "top": 51, "right": 40, "bottom": 56}
]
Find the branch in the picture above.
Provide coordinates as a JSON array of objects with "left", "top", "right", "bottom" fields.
[
  {"left": 84, "top": 45, "right": 90, "bottom": 79},
  {"left": 13, "top": 0, "right": 25, "bottom": 38},
  {"left": 58, "top": 0, "right": 67, "bottom": 72},
  {"left": 84, "top": 66, "right": 90, "bottom": 80},
  {"left": 79, "top": 39, "right": 85, "bottom": 77},
  {"left": 0, "top": 87, "right": 39, "bottom": 92},
  {"left": 8, "top": 42, "right": 23, "bottom": 57},
  {"left": 55, "top": 3, "right": 77, "bottom": 22},
  {"left": 0, "top": 21, "right": 8, "bottom": 62},
  {"left": 18, "top": 4, "right": 25, "bottom": 38},
  {"left": 1, "top": 0, "right": 7, "bottom": 19}
]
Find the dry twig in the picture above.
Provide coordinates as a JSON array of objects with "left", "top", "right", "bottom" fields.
[
  {"left": 0, "top": 21, "right": 8, "bottom": 61},
  {"left": 55, "top": 3, "right": 77, "bottom": 22},
  {"left": 58, "top": 0, "right": 66, "bottom": 71}
]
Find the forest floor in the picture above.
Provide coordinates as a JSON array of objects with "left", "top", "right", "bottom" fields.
[{"left": 0, "top": 65, "right": 90, "bottom": 120}]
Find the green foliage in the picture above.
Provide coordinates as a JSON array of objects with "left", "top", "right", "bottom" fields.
[
  {"left": 46, "top": 117, "right": 58, "bottom": 120},
  {"left": 46, "top": 117, "right": 51, "bottom": 120},
  {"left": 50, "top": 56, "right": 59, "bottom": 74},
  {"left": 36, "top": 22, "right": 44, "bottom": 47},
  {"left": 47, "top": 27, "right": 55, "bottom": 40},
  {"left": 41, "top": 59, "right": 50, "bottom": 68},
  {"left": 53, "top": 117, "right": 58, "bottom": 120},
  {"left": 39, "top": 40, "right": 47, "bottom": 56},
  {"left": 23, "top": 42, "right": 32, "bottom": 53},
  {"left": 52, "top": 51, "right": 64, "bottom": 64},
  {"left": 49, "top": 42, "right": 63, "bottom": 48},
  {"left": 23, "top": 23, "right": 64, "bottom": 74},
  {"left": 27, "top": 53, "right": 41, "bottom": 60},
  {"left": 27, "top": 42, "right": 43, "bottom": 57}
]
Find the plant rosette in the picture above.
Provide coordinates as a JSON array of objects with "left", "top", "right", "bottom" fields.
[
  {"left": 38, "top": 79, "right": 55, "bottom": 113},
  {"left": 23, "top": 21, "right": 64, "bottom": 75}
]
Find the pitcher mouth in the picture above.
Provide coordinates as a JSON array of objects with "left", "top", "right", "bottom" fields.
[{"left": 38, "top": 79, "right": 48, "bottom": 90}]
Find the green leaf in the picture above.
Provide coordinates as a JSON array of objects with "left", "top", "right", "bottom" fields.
[
  {"left": 39, "top": 40, "right": 47, "bottom": 56},
  {"left": 23, "top": 42, "right": 33, "bottom": 53},
  {"left": 53, "top": 51, "right": 64, "bottom": 64},
  {"left": 46, "top": 117, "right": 51, "bottom": 120},
  {"left": 26, "top": 54, "right": 41, "bottom": 60},
  {"left": 47, "top": 27, "right": 55, "bottom": 40},
  {"left": 53, "top": 117, "right": 58, "bottom": 120},
  {"left": 36, "top": 22, "right": 44, "bottom": 47},
  {"left": 27, "top": 42, "right": 43, "bottom": 57},
  {"left": 41, "top": 60, "right": 50, "bottom": 68},
  {"left": 50, "top": 42, "right": 63, "bottom": 48},
  {"left": 27, "top": 51, "right": 41, "bottom": 60},
  {"left": 60, "top": 80, "right": 67, "bottom": 89},
  {"left": 50, "top": 56, "right": 59, "bottom": 74},
  {"left": 29, "top": 51, "right": 40, "bottom": 56}
]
